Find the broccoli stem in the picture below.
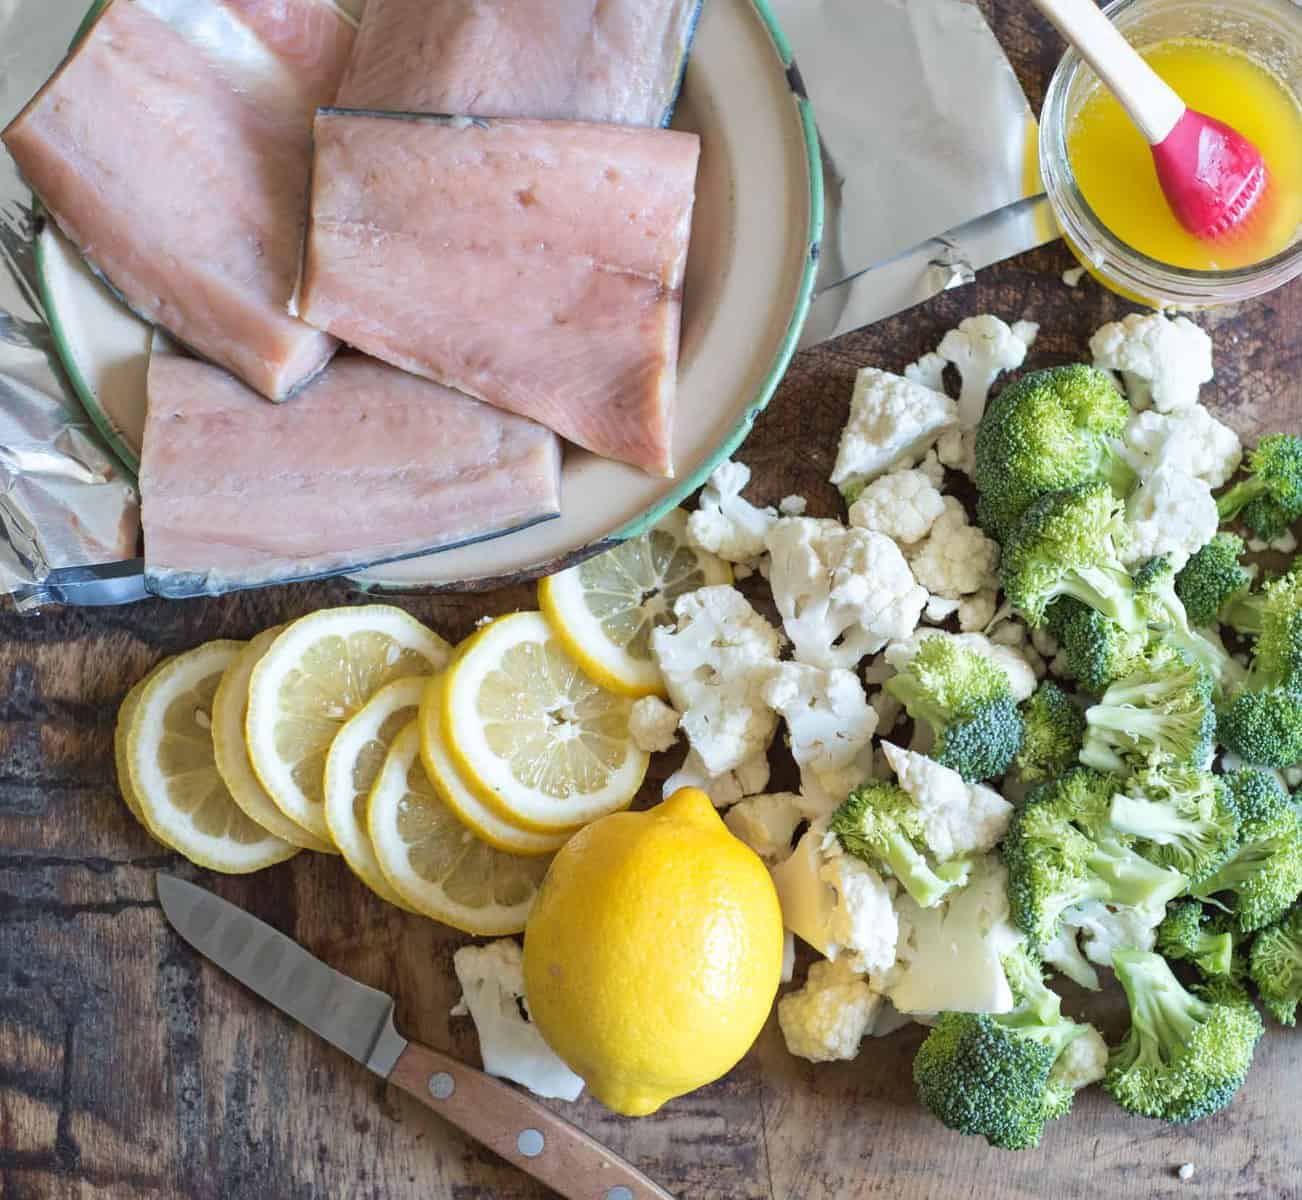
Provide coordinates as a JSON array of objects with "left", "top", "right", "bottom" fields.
[
  {"left": 1086, "top": 838, "right": 1187, "bottom": 912},
  {"left": 1218, "top": 478, "right": 1266, "bottom": 524},
  {"left": 1108, "top": 793, "right": 1206, "bottom": 848},
  {"left": 842, "top": 827, "right": 957, "bottom": 909},
  {"left": 1222, "top": 593, "right": 1265, "bottom": 636},
  {"left": 1062, "top": 566, "right": 1145, "bottom": 632},
  {"left": 1112, "top": 949, "right": 1209, "bottom": 1065},
  {"left": 1193, "top": 930, "right": 1236, "bottom": 976}
]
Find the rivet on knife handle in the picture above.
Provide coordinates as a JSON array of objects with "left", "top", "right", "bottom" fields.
[{"left": 388, "top": 1042, "right": 675, "bottom": 1200}]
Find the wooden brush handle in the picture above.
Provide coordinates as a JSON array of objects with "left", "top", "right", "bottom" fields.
[
  {"left": 389, "top": 1042, "right": 675, "bottom": 1200},
  {"left": 1031, "top": 0, "right": 1184, "bottom": 143}
]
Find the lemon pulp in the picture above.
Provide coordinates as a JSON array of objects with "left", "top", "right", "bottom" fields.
[{"left": 1067, "top": 38, "right": 1302, "bottom": 271}]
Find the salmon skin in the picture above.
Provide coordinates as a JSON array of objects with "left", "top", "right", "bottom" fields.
[
  {"left": 335, "top": 0, "right": 704, "bottom": 129},
  {"left": 1, "top": 0, "right": 353, "bottom": 403},
  {"left": 141, "top": 354, "right": 563, "bottom": 598},
  {"left": 299, "top": 111, "right": 700, "bottom": 477}
]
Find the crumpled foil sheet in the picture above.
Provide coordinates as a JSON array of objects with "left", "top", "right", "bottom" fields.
[
  {"left": 772, "top": 0, "right": 1058, "bottom": 346},
  {"left": 0, "top": 0, "right": 1054, "bottom": 608},
  {"left": 0, "top": 0, "right": 140, "bottom": 611}
]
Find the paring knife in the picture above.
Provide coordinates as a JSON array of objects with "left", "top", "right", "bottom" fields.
[{"left": 156, "top": 874, "right": 674, "bottom": 1200}]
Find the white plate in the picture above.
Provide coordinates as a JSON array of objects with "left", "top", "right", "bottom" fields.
[{"left": 38, "top": 0, "right": 822, "bottom": 593}]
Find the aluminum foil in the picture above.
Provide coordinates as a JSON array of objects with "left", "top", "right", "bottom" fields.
[
  {"left": 0, "top": 0, "right": 140, "bottom": 611},
  {"left": 772, "top": 0, "right": 1058, "bottom": 346}
]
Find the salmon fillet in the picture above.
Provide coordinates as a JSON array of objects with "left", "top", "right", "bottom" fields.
[
  {"left": 2, "top": 0, "right": 350, "bottom": 402},
  {"left": 141, "top": 354, "right": 563, "bottom": 597},
  {"left": 335, "top": 0, "right": 703, "bottom": 128},
  {"left": 299, "top": 112, "right": 700, "bottom": 476}
]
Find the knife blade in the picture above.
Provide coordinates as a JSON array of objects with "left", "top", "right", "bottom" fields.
[{"left": 156, "top": 875, "right": 675, "bottom": 1200}]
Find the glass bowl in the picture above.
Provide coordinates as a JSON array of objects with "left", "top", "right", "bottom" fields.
[{"left": 1039, "top": 0, "right": 1302, "bottom": 308}]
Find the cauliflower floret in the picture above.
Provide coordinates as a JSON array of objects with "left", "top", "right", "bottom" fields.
[
  {"left": 663, "top": 747, "right": 770, "bottom": 808},
  {"left": 886, "top": 855, "right": 1023, "bottom": 1015},
  {"left": 766, "top": 518, "right": 927, "bottom": 671},
  {"left": 686, "top": 460, "right": 777, "bottom": 564},
  {"left": 761, "top": 662, "right": 878, "bottom": 777},
  {"left": 1062, "top": 266, "right": 1086, "bottom": 288},
  {"left": 831, "top": 368, "right": 957, "bottom": 492},
  {"left": 904, "top": 350, "right": 948, "bottom": 393},
  {"left": 957, "top": 588, "right": 998, "bottom": 633},
  {"left": 880, "top": 741, "right": 1012, "bottom": 860},
  {"left": 885, "top": 629, "right": 1037, "bottom": 702},
  {"left": 1121, "top": 405, "right": 1242, "bottom": 488},
  {"left": 1069, "top": 900, "right": 1161, "bottom": 968},
  {"left": 935, "top": 315, "right": 1038, "bottom": 430},
  {"left": 1041, "top": 920, "right": 1101, "bottom": 990},
  {"left": 848, "top": 468, "right": 946, "bottom": 545},
  {"left": 1122, "top": 465, "right": 1218, "bottom": 570},
  {"left": 779, "top": 494, "right": 808, "bottom": 516},
  {"left": 724, "top": 791, "right": 805, "bottom": 864},
  {"left": 770, "top": 826, "right": 898, "bottom": 972},
  {"left": 907, "top": 497, "right": 999, "bottom": 599},
  {"left": 627, "top": 695, "right": 679, "bottom": 754},
  {"left": 916, "top": 449, "right": 946, "bottom": 489},
  {"left": 935, "top": 428, "right": 976, "bottom": 477},
  {"left": 1089, "top": 312, "right": 1213, "bottom": 413},
  {"left": 778, "top": 956, "right": 882, "bottom": 1062},
  {"left": 651, "top": 585, "right": 781, "bottom": 775},
  {"left": 922, "top": 595, "right": 961, "bottom": 623},
  {"left": 451, "top": 940, "right": 586, "bottom": 1101},
  {"left": 1051, "top": 1025, "right": 1109, "bottom": 1093}
]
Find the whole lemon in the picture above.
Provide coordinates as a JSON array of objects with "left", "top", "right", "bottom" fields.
[{"left": 522, "top": 787, "right": 784, "bottom": 1116}]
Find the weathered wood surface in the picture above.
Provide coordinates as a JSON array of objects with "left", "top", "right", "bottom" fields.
[{"left": 4, "top": 7, "right": 1302, "bottom": 1199}]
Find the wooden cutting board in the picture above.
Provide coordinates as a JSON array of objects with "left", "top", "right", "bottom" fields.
[{"left": 3, "top": 11, "right": 1302, "bottom": 1200}]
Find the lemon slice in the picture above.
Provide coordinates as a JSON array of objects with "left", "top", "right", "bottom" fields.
[
  {"left": 211, "top": 627, "right": 334, "bottom": 853},
  {"left": 419, "top": 677, "right": 572, "bottom": 857},
  {"left": 368, "top": 722, "right": 552, "bottom": 934},
  {"left": 539, "top": 508, "right": 731, "bottom": 697},
  {"left": 440, "top": 612, "right": 649, "bottom": 832},
  {"left": 323, "top": 677, "right": 427, "bottom": 907},
  {"left": 126, "top": 642, "right": 299, "bottom": 873},
  {"left": 115, "top": 665, "right": 164, "bottom": 835},
  {"left": 246, "top": 605, "right": 451, "bottom": 843}
]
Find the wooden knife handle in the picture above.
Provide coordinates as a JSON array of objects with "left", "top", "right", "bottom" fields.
[{"left": 389, "top": 1041, "right": 675, "bottom": 1200}]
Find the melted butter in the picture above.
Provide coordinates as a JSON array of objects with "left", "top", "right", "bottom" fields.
[{"left": 1067, "top": 38, "right": 1302, "bottom": 271}]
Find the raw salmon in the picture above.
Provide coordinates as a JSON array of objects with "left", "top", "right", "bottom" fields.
[
  {"left": 2, "top": 0, "right": 351, "bottom": 402},
  {"left": 299, "top": 112, "right": 700, "bottom": 476},
  {"left": 335, "top": 0, "right": 702, "bottom": 128},
  {"left": 141, "top": 355, "right": 562, "bottom": 598}
]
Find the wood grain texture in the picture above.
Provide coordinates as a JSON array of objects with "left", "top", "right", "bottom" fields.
[{"left": 4, "top": 7, "right": 1302, "bottom": 1199}]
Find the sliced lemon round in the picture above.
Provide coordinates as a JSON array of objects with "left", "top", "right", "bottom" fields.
[
  {"left": 539, "top": 508, "right": 731, "bottom": 697},
  {"left": 126, "top": 642, "right": 300, "bottom": 874},
  {"left": 211, "top": 627, "right": 334, "bottom": 853},
  {"left": 323, "top": 676, "right": 427, "bottom": 907},
  {"left": 419, "top": 677, "right": 573, "bottom": 857},
  {"left": 368, "top": 722, "right": 552, "bottom": 934},
  {"left": 245, "top": 605, "right": 451, "bottom": 844},
  {"left": 440, "top": 612, "right": 648, "bottom": 832},
  {"left": 115, "top": 665, "right": 164, "bottom": 833}
]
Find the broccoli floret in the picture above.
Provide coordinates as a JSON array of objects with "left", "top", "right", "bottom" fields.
[
  {"left": 1217, "top": 434, "right": 1302, "bottom": 540},
  {"left": 1049, "top": 599, "right": 1149, "bottom": 694},
  {"left": 1132, "top": 556, "right": 1246, "bottom": 693},
  {"left": 1104, "top": 948, "right": 1262, "bottom": 1124},
  {"left": 830, "top": 780, "right": 969, "bottom": 909},
  {"left": 1248, "top": 906, "right": 1302, "bottom": 1025},
  {"left": 1014, "top": 682, "right": 1086, "bottom": 785},
  {"left": 1003, "top": 768, "right": 1188, "bottom": 950},
  {"left": 1156, "top": 900, "right": 1239, "bottom": 978},
  {"left": 1001, "top": 483, "right": 1145, "bottom": 630},
  {"left": 1223, "top": 566, "right": 1302, "bottom": 659},
  {"left": 1079, "top": 649, "right": 1216, "bottom": 774},
  {"left": 1175, "top": 533, "right": 1253, "bottom": 628},
  {"left": 1192, "top": 769, "right": 1302, "bottom": 933},
  {"left": 974, "top": 365, "right": 1135, "bottom": 541},
  {"left": 1219, "top": 572, "right": 1302, "bottom": 767},
  {"left": 884, "top": 636, "right": 1024, "bottom": 781},
  {"left": 913, "top": 945, "right": 1094, "bottom": 1150},
  {"left": 1107, "top": 763, "right": 1239, "bottom": 886}
]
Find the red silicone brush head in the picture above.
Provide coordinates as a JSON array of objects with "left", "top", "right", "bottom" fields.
[{"left": 1151, "top": 107, "right": 1269, "bottom": 242}]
